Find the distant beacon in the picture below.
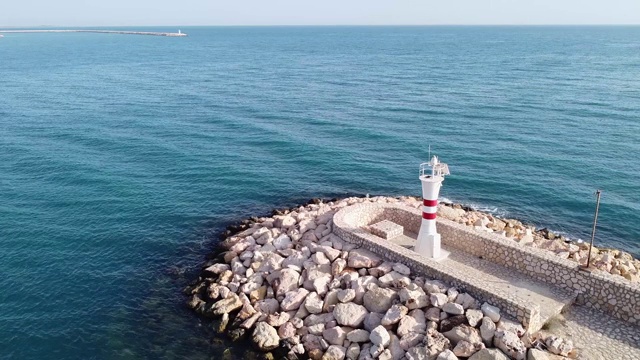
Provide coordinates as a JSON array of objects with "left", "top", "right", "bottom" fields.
[{"left": 416, "top": 155, "right": 450, "bottom": 259}]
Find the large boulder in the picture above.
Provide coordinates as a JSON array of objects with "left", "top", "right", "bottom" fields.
[
  {"left": 274, "top": 268, "right": 301, "bottom": 297},
  {"left": 333, "top": 303, "right": 369, "bottom": 327},
  {"left": 399, "top": 284, "right": 429, "bottom": 309},
  {"left": 481, "top": 303, "right": 501, "bottom": 322},
  {"left": 370, "top": 325, "right": 391, "bottom": 347},
  {"left": 363, "top": 287, "right": 398, "bottom": 313},
  {"left": 400, "top": 309, "right": 427, "bottom": 335},
  {"left": 323, "top": 345, "right": 346, "bottom": 360},
  {"left": 494, "top": 330, "right": 527, "bottom": 360},
  {"left": 252, "top": 322, "right": 280, "bottom": 351},
  {"left": 453, "top": 340, "right": 484, "bottom": 357},
  {"left": 443, "top": 325, "right": 482, "bottom": 346},
  {"left": 323, "top": 326, "right": 348, "bottom": 346},
  {"left": 381, "top": 304, "right": 408, "bottom": 326},
  {"left": 281, "top": 288, "right": 310, "bottom": 311},
  {"left": 210, "top": 293, "right": 243, "bottom": 315},
  {"left": 347, "top": 329, "right": 371, "bottom": 343},
  {"left": 469, "top": 348, "right": 510, "bottom": 360},
  {"left": 348, "top": 249, "right": 383, "bottom": 268},
  {"left": 479, "top": 317, "right": 496, "bottom": 347}
]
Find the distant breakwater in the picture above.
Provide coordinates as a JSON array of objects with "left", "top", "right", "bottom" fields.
[{"left": 0, "top": 29, "right": 187, "bottom": 37}]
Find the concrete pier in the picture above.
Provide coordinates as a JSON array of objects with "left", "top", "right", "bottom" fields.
[{"left": 0, "top": 29, "right": 187, "bottom": 37}]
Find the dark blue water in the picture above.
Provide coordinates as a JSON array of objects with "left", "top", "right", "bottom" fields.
[{"left": 1, "top": 26, "right": 639, "bottom": 359}]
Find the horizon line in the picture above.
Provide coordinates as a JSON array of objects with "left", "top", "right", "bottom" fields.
[{"left": 2, "top": 23, "right": 640, "bottom": 29}]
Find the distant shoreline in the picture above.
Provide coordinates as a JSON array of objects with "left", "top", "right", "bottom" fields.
[{"left": 0, "top": 29, "right": 187, "bottom": 37}]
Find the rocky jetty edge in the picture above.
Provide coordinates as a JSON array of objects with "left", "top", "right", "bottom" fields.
[{"left": 185, "top": 195, "right": 638, "bottom": 360}]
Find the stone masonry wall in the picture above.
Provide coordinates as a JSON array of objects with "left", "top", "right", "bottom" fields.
[
  {"left": 333, "top": 203, "right": 541, "bottom": 332},
  {"left": 334, "top": 202, "right": 640, "bottom": 327},
  {"left": 437, "top": 219, "right": 640, "bottom": 325}
]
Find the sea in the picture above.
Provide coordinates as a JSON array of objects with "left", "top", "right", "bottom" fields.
[{"left": 0, "top": 26, "right": 639, "bottom": 359}]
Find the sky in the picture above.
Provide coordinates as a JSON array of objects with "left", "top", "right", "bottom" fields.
[{"left": 2, "top": 0, "right": 640, "bottom": 27}]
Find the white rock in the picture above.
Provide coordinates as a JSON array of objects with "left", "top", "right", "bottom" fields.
[
  {"left": 526, "top": 349, "right": 550, "bottom": 360},
  {"left": 494, "top": 330, "right": 526, "bottom": 360},
  {"left": 337, "top": 288, "right": 356, "bottom": 303},
  {"left": 305, "top": 292, "right": 325, "bottom": 314},
  {"left": 398, "top": 284, "right": 429, "bottom": 309},
  {"left": 466, "top": 309, "right": 484, "bottom": 327},
  {"left": 323, "top": 345, "right": 346, "bottom": 360},
  {"left": 447, "top": 288, "right": 459, "bottom": 302},
  {"left": 437, "top": 349, "right": 459, "bottom": 360},
  {"left": 453, "top": 340, "right": 483, "bottom": 357},
  {"left": 305, "top": 313, "right": 336, "bottom": 327},
  {"left": 281, "top": 288, "right": 310, "bottom": 311},
  {"left": 545, "top": 335, "right": 574, "bottom": 357},
  {"left": 392, "top": 263, "right": 411, "bottom": 276},
  {"left": 425, "top": 307, "right": 441, "bottom": 321},
  {"left": 313, "top": 251, "right": 331, "bottom": 265},
  {"left": 267, "top": 312, "right": 290, "bottom": 327},
  {"left": 278, "top": 321, "right": 297, "bottom": 339},
  {"left": 273, "top": 234, "right": 292, "bottom": 250},
  {"left": 468, "top": 348, "right": 510, "bottom": 360},
  {"left": 323, "top": 326, "right": 348, "bottom": 346},
  {"left": 369, "top": 262, "right": 394, "bottom": 277},
  {"left": 443, "top": 303, "right": 464, "bottom": 315},
  {"left": 376, "top": 349, "right": 392, "bottom": 360},
  {"left": 323, "top": 289, "right": 340, "bottom": 312},
  {"left": 481, "top": 302, "right": 501, "bottom": 322},
  {"left": 455, "top": 293, "right": 477, "bottom": 309},
  {"left": 424, "top": 279, "right": 448, "bottom": 294},
  {"left": 405, "top": 346, "right": 430, "bottom": 360},
  {"left": 370, "top": 344, "right": 385, "bottom": 358},
  {"left": 496, "top": 318, "right": 525, "bottom": 337},
  {"left": 320, "top": 246, "right": 342, "bottom": 262},
  {"left": 443, "top": 325, "right": 482, "bottom": 346},
  {"left": 347, "top": 329, "right": 371, "bottom": 343},
  {"left": 251, "top": 322, "right": 280, "bottom": 351},
  {"left": 378, "top": 271, "right": 411, "bottom": 288},
  {"left": 348, "top": 249, "right": 383, "bottom": 268},
  {"left": 363, "top": 287, "right": 398, "bottom": 313},
  {"left": 370, "top": 325, "right": 391, "bottom": 347},
  {"left": 399, "top": 332, "right": 425, "bottom": 351},
  {"left": 210, "top": 293, "right": 243, "bottom": 315},
  {"left": 332, "top": 258, "right": 347, "bottom": 276},
  {"left": 430, "top": 293, "right": 448, "bottom": 308},
  {"left": 479, "top": 317, "right": 496, "bottom": 346},
  {"left": 274, "top": 216, "right": 296, "bottom": 229},
  {"left": 255, "top": 298, "right": 280, "bottom": 314},
  {"left": 388, "top": 334, "right": 405, "bottom": 360},
  {"left": 397, "top": 309, "right": 426, "bottom": 337},
  {"left": 364, "top": 312, "right": 384, "bottom": 332},
  {"left": 381, "top": 304, "right": 408, "bottom": 326},
  {"left": 346, "top": 343, "right": 360, "bottom": 360},
  {"left": 333, "top": 303, "right": 369, "bottom": 327}
]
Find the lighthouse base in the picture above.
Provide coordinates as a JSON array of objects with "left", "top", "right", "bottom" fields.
[{"left": 415, "top": 233, "right": 450, "bottom": 261}]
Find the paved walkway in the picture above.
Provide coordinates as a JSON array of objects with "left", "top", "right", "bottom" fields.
[
  {"left": 545, "top": 305, "right": 640, "bottom": 360},
  {"left": 392, "top": 233, "right": 575, "bottom": 327}
]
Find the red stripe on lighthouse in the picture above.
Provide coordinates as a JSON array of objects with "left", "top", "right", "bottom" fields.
[
  {"left": 423, "top": 199, "right": 438, "bottom": 207},
  {"left": 422, "top": 212, "right": 437, "bottom": 220}
]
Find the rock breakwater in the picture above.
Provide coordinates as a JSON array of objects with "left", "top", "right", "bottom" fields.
[{"left": 186, "top": 196, "right": 590, "bottom": 359}]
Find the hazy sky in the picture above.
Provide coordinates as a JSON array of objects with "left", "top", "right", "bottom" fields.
[{"left": 2, "top": 0, "right": 640, "bottom": 27}]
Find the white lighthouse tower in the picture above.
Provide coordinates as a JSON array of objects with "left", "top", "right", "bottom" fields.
[{"left": 415, "top": 155, "right": 450, "bottom": 259}]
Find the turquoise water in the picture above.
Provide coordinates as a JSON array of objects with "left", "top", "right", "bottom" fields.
[{"left": 1, "top": 26, "right": 639, "bottom": 359}]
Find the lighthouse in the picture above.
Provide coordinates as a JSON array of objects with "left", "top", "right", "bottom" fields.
[{"left": 415, "top": 155, "right": 450, "bottom": 259}]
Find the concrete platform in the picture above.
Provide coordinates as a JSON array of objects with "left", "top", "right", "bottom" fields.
[{"left": 391, "top": 232, "right": 576, "bottom": 331}]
